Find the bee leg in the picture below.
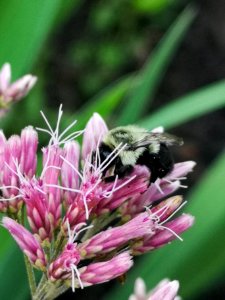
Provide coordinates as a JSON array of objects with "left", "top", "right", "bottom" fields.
[
  {"left": 137, "top": 150, "right": 161, "bottom": 183},
  {"left": 103, "top": 165, "right": 133, "bottom": 182},
  {"left": 104, "top": 175, "right": 117, "bottom": 182},
  {"left": 115, "top": 164, "right": 133, "bottom": 178}
]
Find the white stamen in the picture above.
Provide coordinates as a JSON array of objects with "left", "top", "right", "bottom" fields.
[
  {"left": 39, "top": 105, "right": 82, "bottom": 148},
  {"left": 144, "top": 206, "right": 152, "bottom": 214},
  {"left": 60, "top": 155, "right": 84, "bottom": 182},
  {"left": 33, "top": 186, "right": 47, "bottom": 195},
  {"left": 44, "top": 183, "right": 90, "bottom": 219},
  {"left": 58, "top": 119, "right": 77, "bottom": 141},
  {"left": 82, "top": 195, "right": 89, "bottom": 220},
  {"left": 160, "top": 200, "right": 187, "bottom": 225},
  {"left": 4, "top": 161, "right": 19, "bottom": 177},
  {"left": 158, "top": 224, "right": 183, "bottom": 241},
  {"left": 97, "top": 143, "right": 125, "bottom": 174},
  {"left": 154, "top": 180, "right": 164, "bottom": 195},
  {"left": 66, "top": 219, "right": 72, "bottom": 243},
  {"left": 43, "top": 165, "right": 61, "bottom": 172},
  {"left": 103, "top": 175, "right": 136, "bottom": 198},
  {"left": 44, "top": 183, "right": 82, "bottom": 194},
  {"left": 103, "top": 175, "right": 118, "bottom": 198},
  {"left": 79, "top": 177, "right": 102, "bottom": 220},
  {"left": 40, "top": 110, "right": 55, "bottom": 137},
  {"left": 179, "top": 184, "right": 188, "bottom": 189},
  {"left": 5, "top": 160, "right": 28, "bottom": 186},
  {"left": 71, "top": 266, "right": 76, "bottom": 292},
  {"left": 13, "top": 159, "right": 26, "bottom": 184},
  {"left": 71, "top": 264, "right": 83, "bottom": 291},
  {"left": 41, "top": 147, "right": 52, "bottom": 179},
  {"left": 84, "top": 178, "right": 102, "bottom": 198},
  {"left": 95, "top": 134, "right": 103, "bottom": 170},
  {"left": 0, "top": 185, "right": 21, "bottom": 191},
  {"left": 72, "top": 225, "right": 93, "bottom": 243},
  {"left": 66, "top": 219, "right": 93, "bottom": 244},
  {"left": 0, "top": 195, "right": 23, "bottom": 201},
  {"left": 111, "top": 175, "right": 136, "bottom": 193},
  {"left": 84, "top": 158, "right": 95, "bottom": 172},
  {"left": 36, "top": 127, "right": 52, "bottom": 135},
  {"left": 172, "top": 177, "right": 187, "bottom": 180},
  {"left": 144, "top": 198, "right": 185, "bottom": 241},
  {"left": 145, "top": 206, "right": 160, "bottom": 223},
  {"left": 55, "top": 104, "right": 63, "bottom": 139},
  {"left": 59, "top": 130, "right": 84, "bottom": 145},
  {"left": 98, "top": 143, "right": 127, "bottom": 174},
  {"left": 164, "top": 178, "right": 188, "bottom": 189}
]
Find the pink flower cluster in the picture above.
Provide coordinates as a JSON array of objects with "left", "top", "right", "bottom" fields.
[
  {"left": 1, "top": 107, "right": 195, "bottom": 296},
  {"left": 0, "top": 63, "right": 36, "bottom": 116},
  {"left": 129, "top": 278, "right": 180, "bottom": 300}
]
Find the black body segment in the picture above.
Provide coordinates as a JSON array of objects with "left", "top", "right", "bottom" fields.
[
  {"left": 96, "top": 143, "right": 133, "bottom": 181},
  {"left": 97, "top": 142, "right": 174, "bottom": 183},
  {"left": 137, "top": 143, "right": 174, "bottom": 182}
]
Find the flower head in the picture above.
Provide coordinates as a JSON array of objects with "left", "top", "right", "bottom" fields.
[
  {"left": 0, "top": 126, "right": 38, "bottom": 213},
  {"left": 2, "top": 217, "right": 46, "bottom": 271},
  {"left": 0, "top": 63, "right": 37, "bottom": 116},
  {"left": 1, "top": 108, "right": 195, "bottom": 298},
  {"left": 129, "top": 278, "right": 180, "bottom": 300}
]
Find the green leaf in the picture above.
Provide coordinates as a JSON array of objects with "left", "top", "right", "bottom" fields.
[
  {"left": 139, "top": 80, "right": 225, "bottom": 130},
  {"left": 78, "top": 76, "right": 132, "bottom": 124},
  {"left": 60, "top": 76, "right": 133, "bottom": 132},
  {"left": 117, "top": 5, "right": 197, "bottom": 125},
  {"left": 106, "top": 151, "right": 225, "bottom": 299},
  {"left": 54, "top": 0, "right": 83, "bottom": 28},
  {"left": 0, "top": 2, "right": 68, "bottom": 299},
  {"left": 0, "top": 0, "right": 63, "bottom": 78},
  {"left": 133, "top": 0, "right": 174, "bottom": 14},
  {"left": 0, "top": 235, "right": 28, "bottom": 300}
]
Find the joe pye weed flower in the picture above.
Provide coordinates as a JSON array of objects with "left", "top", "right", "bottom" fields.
[
  {"left": 129, "top": 278, "right": 180, "bottom": 300},
  {"left": 0, "top": 63, "right": 37, "bottom": 116},
  {"left": 1, "top": 105, "right": 195, "bottom": 300}
]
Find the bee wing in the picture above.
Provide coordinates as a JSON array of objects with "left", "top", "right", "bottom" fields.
[{"left": 127, "top": 132, "right": 183, "bottom": 149}]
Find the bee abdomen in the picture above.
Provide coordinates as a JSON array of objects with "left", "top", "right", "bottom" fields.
[{"left": 137, "top": 143, "right": 174, "bottom": 183}]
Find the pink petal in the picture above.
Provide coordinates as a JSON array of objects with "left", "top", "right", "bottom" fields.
[
  {"left": 0, "top": 63, "right": 11, "bottom": 92},
  {"left": 6, "top": 74, "right": 37, "bottom": 101},
  {"left": 150, "top": 280, "right": 179, "bottom": 300},
  {"left": 82, "top": 113, "right": 108, "bottom": 160}
]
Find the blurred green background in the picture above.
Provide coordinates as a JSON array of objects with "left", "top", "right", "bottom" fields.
[{"left": 0, "top": 0, "right": 225, "bottom": 299}]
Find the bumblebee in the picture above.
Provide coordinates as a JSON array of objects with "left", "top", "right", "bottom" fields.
[{"left": 96, "top": 125, "right": 183, "bottom": 183}]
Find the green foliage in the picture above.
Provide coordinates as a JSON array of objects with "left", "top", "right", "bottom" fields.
[
  {"left": 117, "top": 5, "right": 197, "bottom": 125},
  {"left": 68, "top": 0, "right": 180, "bottom": 99},
  {"left": 0, "top": 1, "right": 79, "bottom": 299},
  {"left": 0, "top": 242, "right": 28, "bottom": 300},
  {"left": 76, "top": 76, "right": 133, "bottom": 129},
  {"left": 0, "top": 1, "right": 225, "bottom": 300},
  {"left": 139, "top": 80, "right": 225, "bottom": 130},
  {"left": 0, "top": 0, "right": 62, "bottom": 78},
  {"left": 133, "top": 0, "right": 176, "bottom": 14}
]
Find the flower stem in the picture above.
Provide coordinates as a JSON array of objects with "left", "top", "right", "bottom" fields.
[
  {"left": 82, "top": 211, "right": 118, "bottom": 241},
  {"left": 52, "top": 231, "right": 65, "bottom": 260},
  {"left": 24, "top": 255, "right": 36, "bottom": 297},
  {"left": 33, "top": 280, "right": 69, "bottom": 300}
]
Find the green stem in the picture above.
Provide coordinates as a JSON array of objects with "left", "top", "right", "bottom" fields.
[
  {"left": 49, "top": 284, "right": 69, "bottom": 299},
  {"left": 36, "top": 274, "right": 47, "bottom": 293},
  {"left": 52, "top": 231, "right": 65, "bottom": 260},
  {"left": 82, "top": 211, "right": 119, "bottom": 241},
  {"left": 33, "top": 280, "right": 69, "bottom": 300},
  {"left": 24, "top": 255, "right": 36, "bottom": 298}
]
